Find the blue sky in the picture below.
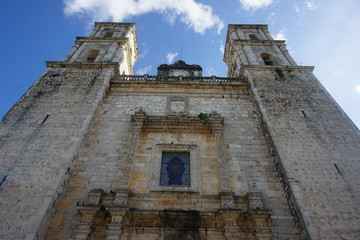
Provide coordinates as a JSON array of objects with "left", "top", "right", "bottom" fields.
[{"left": 1, "top": 0, "right": 359, "bottom": 128}]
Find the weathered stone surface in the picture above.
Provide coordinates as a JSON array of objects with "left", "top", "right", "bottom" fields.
[
  {"left": 225, "top": 24, "right": 360, "bottom": 239},
  {"left": 44, "top": 80, "right": 297, "bottom": 239},
  {"left": 0, "top": 22, "right": 137, "bottom": 240},
  {"left": 2, "top": 23, "right": 358, "bottom": 240}
]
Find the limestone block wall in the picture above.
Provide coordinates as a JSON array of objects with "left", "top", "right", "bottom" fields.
[
  {"left": 45, "top": 81, "right": 300, "bottom": 239},
  {"left": 0, "top": 67, "right": 113, "bottom": 239},
  {"left": 245, "top": 67, "right": 360, "bottom": 239}
]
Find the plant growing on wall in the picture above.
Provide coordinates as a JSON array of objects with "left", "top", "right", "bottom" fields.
[
  {"left": 198, "top": 112, "right": 208, "bottom": 120},
  {"left": 275, "top": 68, "right": 284, "bottom": 79}
]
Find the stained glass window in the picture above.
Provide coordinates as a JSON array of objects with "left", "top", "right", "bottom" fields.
[{"left": 160, "top": 152, "right": 190, "bottom": 186}]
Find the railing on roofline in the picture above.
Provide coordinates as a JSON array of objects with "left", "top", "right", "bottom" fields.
[{"left": 113, "top": 74, "right": 243, "bottom": 83}]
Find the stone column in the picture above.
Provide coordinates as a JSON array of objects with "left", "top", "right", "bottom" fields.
[
  {"left": 246, "top": 193, "right": 273, "bottom": 240},
  {"left": 258, "top": 29, "right": 268, "bottom": 40},
  {"left": 279, "top": 45, "right": 298, "bottom": 66},
  {"left": 71, "top": 207, "right": 97, "bottom": 240},
  {"left": 91, "top": 25, "right": 101, "bottom": 37},
  {"left": 210, "top": 117, "right": 231, "bottom": 191},
  {"left": 238, "top": 46, "right": 250, "bottom": 65},
  {"left": 272, "top": 45, "right": 289, "bottom": 65},
  {"left": 103, "top": 42, "right": 119, "bottom": 62},
  {"left": 112, "top": 42, "right": 125, "bottom": 63},
  {"left": 210, "top": 116, "right": 235, "bottom": 209},
  {"left": 235, "top": 29, "right": 246, "bottom": 39},
  {"left": 263, "top": 29, "right": 273, "bottom": 40},
  {"left": 63, "top": 42, "right": 81, "bottom": 61},
  {"left": 71, "top": 189, "right": 104, "bottom": 239},
  {"left": 106, "top": 209, "right": 127, "bottom": 240},
  {"left": 254, "top": 216, "right": 273, "bottom": 240},
  {"left": 116, "top": 110, "right": 146, "bottom": 188},
  {"left": 243, "top": 45, "right": 259, "bottom": 65},
  {"left": 220, "top": 210, "right": 242, "bottom": 240}
]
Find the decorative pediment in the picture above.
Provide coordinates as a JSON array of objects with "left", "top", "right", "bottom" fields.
[{"left": 131, "top": 109, "right": 223, "bottom": 133}]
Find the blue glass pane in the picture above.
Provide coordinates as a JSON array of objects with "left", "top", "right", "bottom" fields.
[
  {"left": 160, "top": 175, "right": 169, "bottom": 186},
  {"left": 183, "top": 164, "right": 190, "bottom": 174},
  {"left": 160, "top": 152, "right": 190, "bottom": 186},
  {"left": 161, "top": 164, "right": 168, "bottom": 174},
  {"left": 182, "top": 175, "right": 190, "bottom": 185}
]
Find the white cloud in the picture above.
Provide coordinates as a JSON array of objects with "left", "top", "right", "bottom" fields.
[
  {"left": 356, "top": 85, "right": 360, "bottom": 93},
  {"left": 63, "top": 0, "right": 224, "bottom": 34},
  {"left": 294, "top": 3, "right": 301, "bottom": 15},
  {"left": 166, "top": 52, "right": 178, "bottom": 63},
  {"left": 239, "top": 0, "right": 274, "bottom": 11},
  {"left": 305, "top": 0, "right": 318, "bottom": 11},
  {"left": 219, "top": 41, "right": 225, "bottom": 55},
  {"left": 267, "top": 12, "right": 276, "bottom": 24},
  {"left": 205, "top": 67, "right": 216, "bottom": 76},
  {"left": 138, "top": 46, "right": 149, "bottom": 60},
  {"left": 273, "top": 29, "right": 287, "bottom": 41},
  {"left": 136, "top": 65, "right": 152, "bottom": 75}
]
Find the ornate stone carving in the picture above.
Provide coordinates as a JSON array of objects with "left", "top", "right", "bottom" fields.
[
  {"left": 86, "top": 189, "right": 104, "bottom": 205},
  {"left": 222, "top": 199, "right": 235, "bottom": 209},
  {"left": 221, "top": 212, "right": 239, "bottom": 227},
  {"left": 80, "top": 214, "right": 94, "bottom": 223},
  {"left": 220, "top": 192, "right": 235, "bottom": 209},
  {"left": 166, "top": 96, "right": 189, "bottom": 116},
  {"left": 114, "top": 196, "right": 127, "bottom": 207},
  {"left": 114, "top": 193, "right": 128, "bottom": 207},
  {"left": 247, "top": 192, "right": 264, "bottom": 210},
  {"left": 250, "top": 199, "right": 263, "bottom": 209},
  {"left": 213, "top": 134, "right": 231, "bottom": 192},
  {"left": 255, "top": 219, "right": 268, "bottom": 228},
  {"left": 119, "top": 110, "right": 145, "bottom": 186},
  {"left": 87, "top": 196, "right": 100, "bottom": 206},
  {"left": 109, "top": 212, "right": 124, "bottom": 224}
]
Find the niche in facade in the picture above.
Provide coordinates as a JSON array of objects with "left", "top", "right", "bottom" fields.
[
  {"left": 249, "top": 34, "right": 259, "bottom": 40},
  {"left": 104, "top": 31, "right": 114, "bottom": 37},
  {"left": 87, "top": 50, "right": 99, "bottom": 63},
  {"left": 261, "top": 53, "right": 274, "bottom": 66}
]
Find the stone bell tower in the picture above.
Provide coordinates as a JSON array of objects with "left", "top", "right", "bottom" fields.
[
  {"left": 0, "top": 22, "right": 137, "bottom": 239},
  {"left": 224, "top": 24, "right": 360, "bottom": 239}
]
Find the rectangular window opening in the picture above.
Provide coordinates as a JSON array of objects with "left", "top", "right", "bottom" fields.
[{"left": 160, "top": 152, "right": 190, "bottom": 186}]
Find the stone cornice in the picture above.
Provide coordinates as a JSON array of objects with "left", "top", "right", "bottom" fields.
[
  {"left": 240, "top": 65, "right": 314, "bottom": 74},
  {"left": 94, "top": 22, "right": 135, "bottom": 28},
  {"left": 46, "top": 61, "right": 120, "bottom": 74},
  {"left": 140, "top": 115, "right": 224, "bottom": 132},
  {"left": 111, "top": 75, "right": 247, "bottom": 86},
  {"left": 233, "top": 39, "right": 286, "bottom": 45},
  {"left": 75, "top": 37, "right": 128, "bottom": 43},
  {"left": 228, "top": 24, "right": 268, "bottom": 30}
]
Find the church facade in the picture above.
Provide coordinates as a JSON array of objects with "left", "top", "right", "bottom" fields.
[{"left": 0, "top": 22, "right": 359, "bottom": 240}]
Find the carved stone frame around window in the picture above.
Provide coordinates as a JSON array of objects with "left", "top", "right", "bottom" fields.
[{"left": 149, "top": 144, "right": 200, "bottom": 192}]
